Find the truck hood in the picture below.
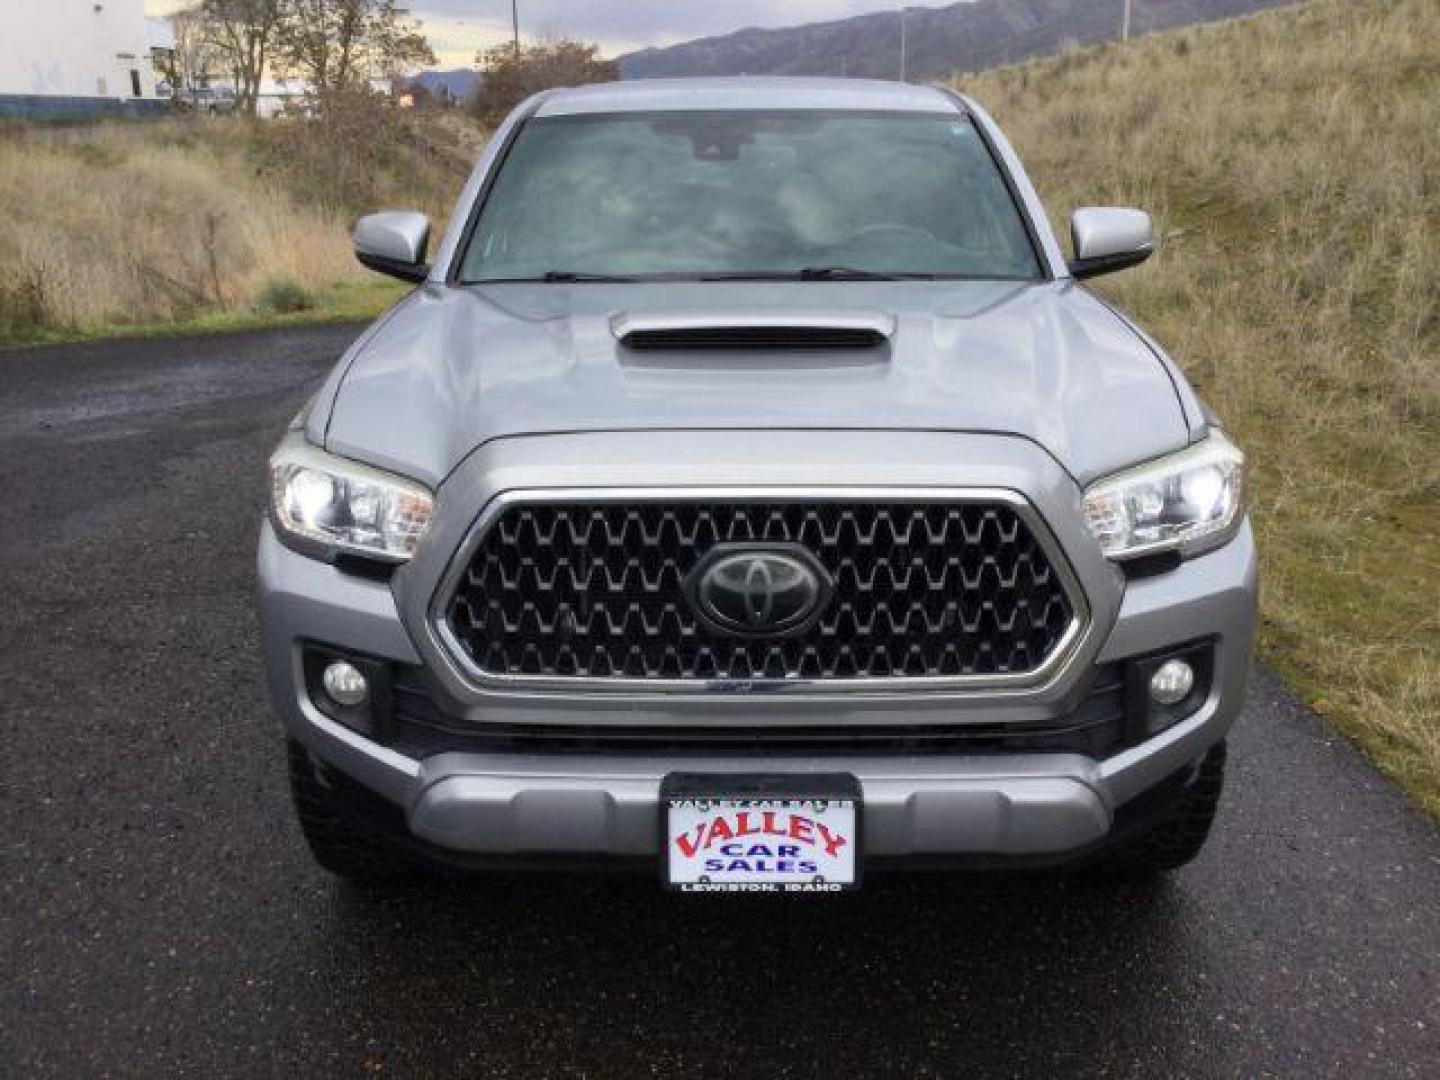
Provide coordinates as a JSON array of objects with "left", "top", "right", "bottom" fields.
[{"left": 317, "top": 279, "right": 1194, "bottom": 488}]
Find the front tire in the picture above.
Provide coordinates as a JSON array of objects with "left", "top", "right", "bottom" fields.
[
  {"left": 287, "top": 740, "right": 412, "bottom": 883},
  {"left": 1105, "top": 741, "right": 1227, "bottom": 876}
]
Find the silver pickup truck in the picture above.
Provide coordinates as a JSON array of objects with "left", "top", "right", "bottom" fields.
[{"left": 259, "top": 78, "right": 1255, "bottom": 891}]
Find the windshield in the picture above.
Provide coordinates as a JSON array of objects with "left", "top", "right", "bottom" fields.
[{"left": 458, "top": 110, "right": 1042, "bottom": 283}]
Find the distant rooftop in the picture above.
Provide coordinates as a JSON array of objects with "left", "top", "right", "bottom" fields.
[{"left": 533, "top": 77, "right": 960, "bottom": 117}]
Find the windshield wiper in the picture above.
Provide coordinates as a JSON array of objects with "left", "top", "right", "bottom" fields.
[
  {"left": 540, "top": 271, "right": 640, "bottom": 283},
  {"left": 799, "top": 266, "right": 895, "bottom": 280},
  {"left": 520, "top": 268, "right": 937, "bottom": 283},
  {"left": 799, "top": 266, "right": 934, "bottom": 281},
  {"left": 695, "top": 268, "right": 911, "bottom": 282}
]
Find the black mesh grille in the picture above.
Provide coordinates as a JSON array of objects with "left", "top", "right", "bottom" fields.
[{"left": 442, "top": 500, "right": 1076, "bottom": 684}]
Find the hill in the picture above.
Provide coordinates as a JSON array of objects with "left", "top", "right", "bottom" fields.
[
  {"left": 618, "top": 0, "right": 1293, "bottom": 81},
  {"left": 0, "top": 105, "right": 483, "bottom": 342},
  {"left": 958, "top": 0, "right": 1438, "bottom": 812},
  {"left": 409, "top": 68, "right": 482, "bottom": 103}
]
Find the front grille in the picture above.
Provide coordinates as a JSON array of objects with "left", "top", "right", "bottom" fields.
[{"left": 440, "top": 497, "right": 1079, "bottom": 686}]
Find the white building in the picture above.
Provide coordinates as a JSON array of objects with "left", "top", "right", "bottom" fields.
[
  {"left": 255, "top": 76, "right": 398, "bottom": 120},
  {"left": 0, "top": 0, "right": 164, "bottom": 118},
  {"left": 255, "top": 77, "right": 307, "bottom": 119}
]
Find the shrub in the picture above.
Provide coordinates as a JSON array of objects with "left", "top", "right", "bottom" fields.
[
  {"left": 244, "top": 92, "right": 480, "bottom": 218},
  {"left": 256, "top": 275, "right": 314, "bottom": 313},
  {"left": 0, "top": 258, "right": 53, "bottom": 338},
  {"left": 469, "top": 39, "right": 616, "bottom": 125}
]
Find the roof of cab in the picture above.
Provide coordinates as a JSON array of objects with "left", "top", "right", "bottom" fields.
[{"left": 532, "top": 77, "right": 963, "bottom": 117}]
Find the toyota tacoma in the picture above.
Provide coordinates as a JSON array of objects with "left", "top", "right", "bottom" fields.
[{"left": 259, "top": 78, "right": 1256, "bottom": 889}]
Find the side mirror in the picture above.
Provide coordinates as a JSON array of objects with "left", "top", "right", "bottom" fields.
[
  {"left": 353, "top": 211, "right": 431, "bottom": 284},
  {"left": 1068, "top": 207, "right": 1153, "bottom": 279}
]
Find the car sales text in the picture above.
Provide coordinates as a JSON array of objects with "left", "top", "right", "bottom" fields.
[{"left": 673, "top": 809, "right": 848, "bottom": 874}]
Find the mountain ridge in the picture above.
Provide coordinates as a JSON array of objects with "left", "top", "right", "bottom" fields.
[{"left": 616, "top": 0, "right": 1294, "bottom": 82}]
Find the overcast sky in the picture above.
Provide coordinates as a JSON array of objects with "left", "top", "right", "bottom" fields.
[{"left": 144, "top": 2, "right": 935, "bottom": 67}]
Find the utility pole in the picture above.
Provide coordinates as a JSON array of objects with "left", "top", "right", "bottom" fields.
[
  {"left": 511, "top": 0, "right": 520, "bottom": 54},
  {"left": 899, "top": 7, "right": 908, "bottom": 82},
  {"left": 1120, "top": 0, "right": 1132, "bottom": 43}
]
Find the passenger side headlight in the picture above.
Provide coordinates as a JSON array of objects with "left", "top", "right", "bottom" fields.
[
  {"left": 269, "top": 436, "right": 433, "bottom": 563},
  {"left": 1082, "top": 430, "right": 1245, "bottom": 561}
]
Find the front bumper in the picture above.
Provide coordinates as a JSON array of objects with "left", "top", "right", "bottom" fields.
[{"left": 258, "top": 505, "right": 1256, "bottom": 866}]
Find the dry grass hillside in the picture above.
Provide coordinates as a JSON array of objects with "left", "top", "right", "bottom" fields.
[
  {"left": 0, "top": 104, "right": 482, "bottom": 341},
  {"left": 960, "top": 0, "right": 1438, "bottom": 811}
]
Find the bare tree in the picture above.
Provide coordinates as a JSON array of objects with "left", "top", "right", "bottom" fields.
[
  {"left": 169, "top": 8, "right": 223, "bottom": 93},
  {"left": 200, "top": 0, "right": 283, "bottom": 115},
  {"left": 275, "top": 0, "right": 435, "bottom": 98}
]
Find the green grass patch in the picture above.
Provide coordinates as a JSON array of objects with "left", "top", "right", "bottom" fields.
[
  {"left": 0, "top": 278, "right": 407, "bottom": 350},
  {"left": 256, "top": 276, "right": 315, "bottom": 315}
]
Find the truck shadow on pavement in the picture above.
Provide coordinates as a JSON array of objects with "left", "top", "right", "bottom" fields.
[{"left": 297, "top": 872, "right": 1196, "bottom": 1074}]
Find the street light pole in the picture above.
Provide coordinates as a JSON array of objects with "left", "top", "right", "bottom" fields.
[
  {"left": 899, "top": 7, "right": 907, "bottom": 82},
  {"left": 511, "top": 0, "right": 520, "bottom": 54},
  {"left": 1120, "top": 0, "right": 1132, "bottom": 43}
]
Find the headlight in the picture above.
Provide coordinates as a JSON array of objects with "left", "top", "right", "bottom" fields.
[
  {"left": 1082, "top": 429, "right": 1245, "bottom": 561},
  {"left": 269, "top": 437, "right": 433, "bottom": 563}
]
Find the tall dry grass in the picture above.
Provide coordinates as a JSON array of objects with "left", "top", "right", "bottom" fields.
[
  {"left": 960, "top": 0, "right": 1439, "bottom": 811},
  {"left": 0, "top": 122, "right": 351, "bottom": 331},
  {"left": 0, "top": 105, "right": 482, "bottom": 338}
]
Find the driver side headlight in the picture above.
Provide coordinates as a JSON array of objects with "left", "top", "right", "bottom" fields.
[
  {"left": 1082, "top": 429, "right": 1246, "bottom": 561},
  {"left": 269, "top": 436, "right": 433, "bottom": 563}
]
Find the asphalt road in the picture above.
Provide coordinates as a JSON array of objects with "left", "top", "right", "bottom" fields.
[{"left": 3, "top": 325, "right": 1438, "bottom": 1078}]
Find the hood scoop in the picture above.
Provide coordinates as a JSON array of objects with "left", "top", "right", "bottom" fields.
[{"left": 611, "top": 312, "right": 894, "bottom": 351}]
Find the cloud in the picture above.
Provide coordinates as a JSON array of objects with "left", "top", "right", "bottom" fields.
[
  {"left": 471, "top": 2, "right": 925, "bottom": 45},
  {"left": 146, "top": 1, "right": 941, "bottom": 67},
  {"left": 424, "top": 1, "right": 937, "bottom": 64}
]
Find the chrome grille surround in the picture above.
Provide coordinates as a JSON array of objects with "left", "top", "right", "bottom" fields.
[{"left": 430, "top": 488, "right": 1090, "bottom": 695}]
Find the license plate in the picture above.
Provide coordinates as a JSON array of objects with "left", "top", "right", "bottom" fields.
[{"left": 661, "top": 774, "right": 861, "bottom": 893}]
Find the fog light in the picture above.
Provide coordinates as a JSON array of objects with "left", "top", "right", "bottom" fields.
[
  {"left": 321, "top": 661, "right": 369, "bottom": 707},
  {"left": 1149, "top": 658, "right": 1195, "bottom": 706}
]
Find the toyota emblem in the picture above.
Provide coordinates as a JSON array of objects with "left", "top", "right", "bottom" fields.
[{"left": 686, "top": 544, "right": 832, "bottom": 637}]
